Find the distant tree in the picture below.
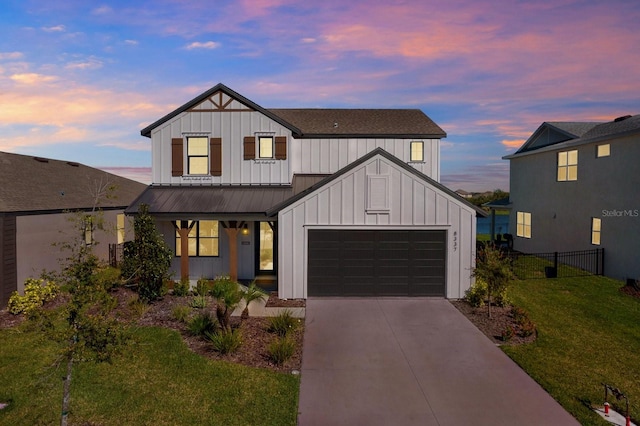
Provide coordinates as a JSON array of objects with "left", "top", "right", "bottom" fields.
[
  {"left": 121, "top": 204, "right": 173, "bottom": 302},
  {"left": 469, "top": 189, "right": 509, "bottom": 208},
  {"left": 472, "top": 244, "right": 515, "bottom": 318}
]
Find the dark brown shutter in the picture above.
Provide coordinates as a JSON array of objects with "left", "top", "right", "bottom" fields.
[
  {"left": 244, "top": 136, "right": 255, "bottom": 160},
  {"left": 275, "top": 136, "right": 287, "bottom": 160},
  {"left": 210, "top": 137, "right": 222, "bottom": 176},
  {"left": 171, "top": 138, "right": 183, "bottom": 176}
]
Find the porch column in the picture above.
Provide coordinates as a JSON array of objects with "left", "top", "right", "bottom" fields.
[
  {"left": 172, "top": 220, "right": 195, "bottom": 281},
  {"left": 222, "top": 221, "right": 244, "bottom": 282}
]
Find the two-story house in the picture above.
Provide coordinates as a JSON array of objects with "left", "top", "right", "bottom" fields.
[
  {"left": 126, "top": 84, "right": 484, "bottom": 299},
  {"left": 0, "top": 151, "right": 146, "bottom": 307},
  {"left": 504, "top": 114, "right": 640, "bottom": 281}
]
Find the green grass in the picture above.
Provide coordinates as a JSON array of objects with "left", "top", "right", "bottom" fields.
[
  {"left": 0, "top": 325, "right": 299, "bottom": 425},
  {"left": 504, "top": 275, "right": 640, "bottom": 425}
]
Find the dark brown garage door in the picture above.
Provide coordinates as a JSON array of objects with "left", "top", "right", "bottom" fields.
[{"left": 307, "top": 229, "right": 446, "bottom": 297}]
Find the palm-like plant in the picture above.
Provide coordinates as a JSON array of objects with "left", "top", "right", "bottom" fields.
[
  {"left": 209, "top": 276, "right": 243, "bottom": 333},
  {"left": 241, "top": 281, "right": 267, "bottom": 321}
]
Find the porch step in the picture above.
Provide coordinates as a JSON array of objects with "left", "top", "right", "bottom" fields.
[{"left": 254, "top": 275, "right": 277, "bottom": 292}]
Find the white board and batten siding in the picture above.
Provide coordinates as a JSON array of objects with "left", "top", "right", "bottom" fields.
[
  {"left": 151, "top": 102, "right": 292, "bottom": 185},
  {"left": 277, "top": 154, "right": 476, "bottom": 300},
  {"left": 292, "top": 137, "right": 440, "bottom": 180}
]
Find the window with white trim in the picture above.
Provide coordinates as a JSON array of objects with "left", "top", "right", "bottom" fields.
[
  {"left": 176, "top": 220, "right": 219, "bottom": 257},
  {"left": 557, "top": 150, "right": 578, "bottom": 181},
  {"left": 591, "top": 217, "right": 601, "bottom": 245},
  {"left": 187, "top": 136, "right": 209, "bottom": 175},
  {"left": 410, "top": 141, "right": 424, "bottom": 162},
  {"left": 516, "top": 211, "right": 531, "bottom": 238}
]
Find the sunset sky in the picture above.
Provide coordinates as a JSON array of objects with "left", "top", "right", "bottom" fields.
[{"left": 1, "top": 0, "right": 638, "bottom": 191}]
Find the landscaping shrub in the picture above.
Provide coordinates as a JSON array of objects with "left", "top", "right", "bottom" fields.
[
  {"left": 171, "top": 305, "right": 192, "bottom": 323},
  {"left": 128, "top": 297, "right": 149, "bottom": 318},
  {"left": 205, "top": 328, "right": 242, "bottom": 354},
  {"left": 190, "top": 295, "right": 207, "bottom": 309},
  {"left": 511, "top": 306, "right": 537, "bottom": 337},
  {"left": 267, "top": 310, "right": 299, "bottom": 337},
  {"left": 494, "top": 287, "right": 511, "bottom": 307},
  {"left": 187, "top": 311, "right": 217, "bottom": 336},
  {"left": 194, "top": 277, "right": 212, "bottom": 296},
  {"left": 501, "top": 325, "right": 515, "bottom": 342},
  {"left": 464, "top": 279, "right": 487, "bottom": 308},
  {"left": 268, "top": 337, "right": 296, "bottom": 365},
  {"left": 8, "top": 278, "right": 59, "bottom": 316},
  {"left": 173, "top": 278, "right": 190, "bottom": 297}
]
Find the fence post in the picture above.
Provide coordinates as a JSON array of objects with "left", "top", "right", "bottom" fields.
[{"left": 600, "top": 248, "right": 605, "bottom": 276}]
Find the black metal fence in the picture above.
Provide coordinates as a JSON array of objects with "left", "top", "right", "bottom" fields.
[{"left": 506, "top": 248, "right": 604, "bottom": 280}]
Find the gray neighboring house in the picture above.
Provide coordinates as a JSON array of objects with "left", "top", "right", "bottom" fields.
[
  {"left": 504, "top": 114, "right": 640, "bottom": 281},
  {"left": 0, "top": 151, "right": 147, "bottom": 307},
  {"left": 126, "top": 83, "right": 485, "bottom": 300}
]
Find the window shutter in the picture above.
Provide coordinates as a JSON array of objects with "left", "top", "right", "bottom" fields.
[
  {"left": 210, "top": 137, "right": 222, "bottom": 176},
  {"left": 171, "top": 138, "right": 183, "bottom": 176},
  {"left": 275, "top": 136, "right": 287, "bottom": 160},
  {"left": 244, "top": 136, "right": 255, "bottom": 160}
]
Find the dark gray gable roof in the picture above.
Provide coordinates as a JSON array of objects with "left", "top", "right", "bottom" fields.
[
  {"left": 267, "top": 108, "right": 446, "bottom": 138},
  {"left": 266, "top": 147, "right": 486, "bottom": 217},
  {"left": 513, "top": 121, "right": 601, "bottom": 154},
  {"left": 140, "top": 83, "right": 446, "bottom": 139},
  {"left": 140, "top": 83, "right": 302, "bottom": 137},
  {"left": 505, "top": 114, "right": 640, "bottom": 159},
  {"left": 0, "top": 151, "right": 147, "bottom": 214}
]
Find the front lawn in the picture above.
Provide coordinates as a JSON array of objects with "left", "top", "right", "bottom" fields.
[
  {"left": 0, "top": 325, "right": 299, "bottom": 425},
  {"left": 504, "top": 275, "right": 640, "bottom": 425}
]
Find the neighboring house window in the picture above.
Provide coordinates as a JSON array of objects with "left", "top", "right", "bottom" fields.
[
  {"left": 557, "top": 150, "right": 578, "bottom": 181},
  {"left": 187, "top": 136, "right": 209, "bottom": 175},
  {"left": 258, "top": 136, "right": 274, "bottom": 159},
  {"left": 117, "top": 214, "right": 125, "bottom": 244},
  {"left": 597, "top": 144, "right": 610, "bottom": 158},
  {"left": 410, "top": 141, "right": 424, "bottom": 162},
  {"left": 176, "top": 220, "right": 219, "bottom": 257},
  {"left": 516, "top": 211, "right": 531, "bottom": 238},
  {"left": 84, "top": 215, "right": 93, "bottom": 245},
  {"left": 591, "top": 217, "right": 601, "bottom": 245}
]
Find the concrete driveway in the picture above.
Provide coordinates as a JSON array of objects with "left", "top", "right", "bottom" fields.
[{"left": 297, "top": 298, "right": 579, "bottom": 426}]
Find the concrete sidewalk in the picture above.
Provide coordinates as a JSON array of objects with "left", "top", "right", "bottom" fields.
[{"left": 298, "top": 298, "right": 579, "bottom": 426}]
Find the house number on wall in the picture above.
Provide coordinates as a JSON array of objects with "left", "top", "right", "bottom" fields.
[{"left": 453, "top": 231, "right": 457, "bottom": 252}]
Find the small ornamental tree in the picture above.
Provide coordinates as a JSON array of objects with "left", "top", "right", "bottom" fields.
[
  {"left": 121, "top": 204, "right": 173, "bottom": 302},
  {"left": 28, "top": 180, "right": 127, "bottom": 426},
  {"left": 471, "top": 244, "right": 515, "bottom": 318}
]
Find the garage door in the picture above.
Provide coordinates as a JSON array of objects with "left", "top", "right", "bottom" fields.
[{"left": 307, "top": 229, "right": 446, "bottom": 297}]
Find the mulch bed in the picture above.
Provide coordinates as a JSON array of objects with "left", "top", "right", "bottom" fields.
[
  {"left": 265, "top": 292, "right": 306, "bottom": 308},
  {"left": 450, "top": 300, "right": 537, "bottom": 345}
]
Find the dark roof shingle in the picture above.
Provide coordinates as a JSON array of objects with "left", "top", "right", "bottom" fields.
[
  {"left": 0, "top": 151, "right": 147, "bottom": 213},
  {"left": 268, "top": 109, "right": 446, "bottom": 138}
]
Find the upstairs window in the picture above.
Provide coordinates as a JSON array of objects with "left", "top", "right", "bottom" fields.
[
  {"left": 258, "top": 136, "right": 274, "bottom": 159},
  {"left": 597, "top": 144, "right": 610, "bottom": 158},
  {"left": 591, "top": 217, "right": 601, "bottom": 245},
  {"left": 557, "top": 150, "right": 578, "bottom": 181},
  {"left": 410, "top": 141, "right": 424, "bottom": 162},
  {"left": 516, "top": 211, "right": 531, "bottom": 238},
  {"left": 176, "top": 220, "right": 219, "bottom": 257},
  {"left": 187, "top": 136, "right": 209, "bottom": 175}
]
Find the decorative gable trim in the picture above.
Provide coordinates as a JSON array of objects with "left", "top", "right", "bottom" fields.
[
  {"left": 171, "top": 138, "right": 183, "bottom": 176},
  {"left": 275, "top": 136, "right": 287, "bottom": 160},
  {"left": 210, "top": 137, "right": 222, "bottom": 176},
  {"left": 188, "top": 90, "right": 255, "bottom": 112},
  {"left": 244, "top": 136, "right": 256, "bottom": 160}
]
